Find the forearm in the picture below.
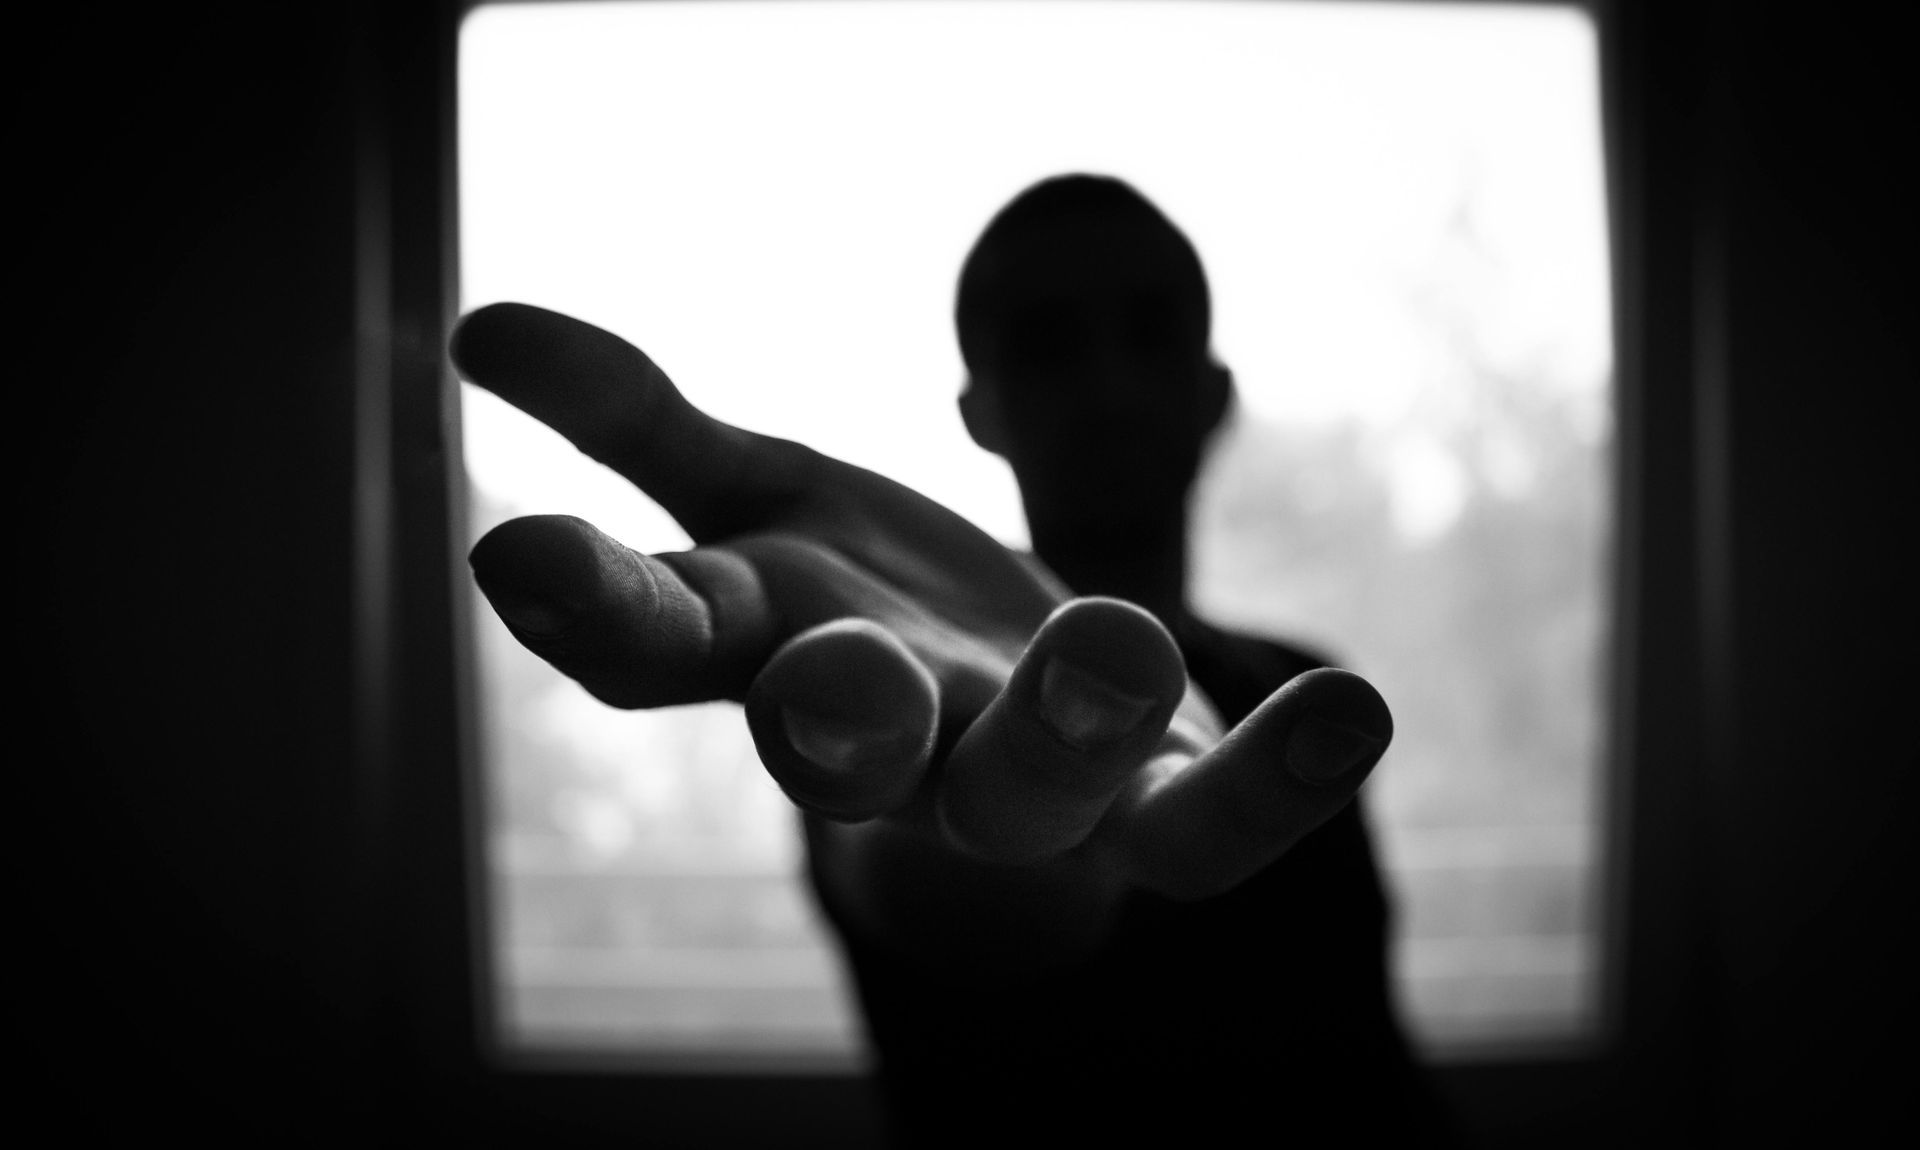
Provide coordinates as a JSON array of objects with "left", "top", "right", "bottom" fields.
[{"left": 815, "top": 803, "right": 1439, "bottom": 1143}]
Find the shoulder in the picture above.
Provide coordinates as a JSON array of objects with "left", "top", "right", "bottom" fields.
[
  {"left": 1178, "top": 612, "right": 1334, "bottom": 679},
  {"left": 1173, "top": 614, "right": 1335, "bottom": 725}
]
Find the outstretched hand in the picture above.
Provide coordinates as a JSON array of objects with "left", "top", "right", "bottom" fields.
[{"left": 453, "top": 302, "right": 1392, "bottom": 974}]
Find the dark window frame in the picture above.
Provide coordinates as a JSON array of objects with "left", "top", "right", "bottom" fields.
[{"left": 369, "top": 1, "right": 1710, "bottom": 1143}]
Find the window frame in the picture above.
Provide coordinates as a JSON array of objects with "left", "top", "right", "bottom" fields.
[{"left": 371, "top": 1, "right": 1709, "bottom": 1142}]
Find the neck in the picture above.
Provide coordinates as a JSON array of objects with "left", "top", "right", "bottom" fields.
[{"left": 1026, "top": 506, "right": 1193, "bottom": 627}]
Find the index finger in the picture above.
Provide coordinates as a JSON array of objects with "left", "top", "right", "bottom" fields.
[
  {"left": 1102, "top": 668, "right": 1393, "bottom": 901},
  {"left": 451, "top": 301, "right": 818, "bottom": 541}
]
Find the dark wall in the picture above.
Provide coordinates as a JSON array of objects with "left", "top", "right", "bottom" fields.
[
  {"left": 28, "top": 3, "right": 384, "bottom": 1142},
  {"left": 1695, "top": 5, "right": 1914, "bottom": 1142},
  {"left": 23, "top": 1, "right": 1912, "bottom": 1145}
]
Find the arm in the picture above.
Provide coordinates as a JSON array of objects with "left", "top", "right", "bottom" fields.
[
  {"left": 453, "top": 303, "right": 1456, "bottom": 1141},
  {"left": 453, "top": 302, "right": 1392, "bottom": 973}
]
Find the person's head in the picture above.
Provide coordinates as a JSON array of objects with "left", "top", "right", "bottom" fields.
[{"left": 955, "top": 175, "right": 1231, "bottom": 545}]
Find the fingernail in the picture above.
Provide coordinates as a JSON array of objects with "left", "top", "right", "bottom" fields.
[
  {"left": 783, "top": 708, "right": 885, "bottom": 774},
  {"left": 480, "top": 582, "right": 572, "bottom": 637},
  {"left": 1287, "top": 708, "right": 1386, "bottom": 784},
  {"left": 1038, "top": 657, "right": 1156, "bottom": 749}
]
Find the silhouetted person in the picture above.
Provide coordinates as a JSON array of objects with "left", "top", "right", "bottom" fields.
[
  {"left": 818, "top": 174, "right": 1453, "bottom": 1144},
  {"left": 451, "top": 175, "right": 1454, "bottom": 1146}
]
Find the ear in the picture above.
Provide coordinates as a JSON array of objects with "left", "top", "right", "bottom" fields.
[
  {"left": 959, "top": 378, "right": 1010, "bottom": 457},
  {"left": 1199, "top": 360, "right": 1234, "bottom": 437}
]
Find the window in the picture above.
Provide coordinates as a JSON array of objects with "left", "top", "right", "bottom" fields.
[{"left": 459, "top": 0, "right": 1614, "bottom": 1065}]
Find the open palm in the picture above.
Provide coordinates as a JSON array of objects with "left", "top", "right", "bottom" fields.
[{"left": 453, "top": 302, "right": 1392, "bottom": 974}]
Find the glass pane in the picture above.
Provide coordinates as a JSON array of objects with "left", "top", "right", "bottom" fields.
[{"left": 460, "top": 0, "right": 1612, "bottom": 1061}]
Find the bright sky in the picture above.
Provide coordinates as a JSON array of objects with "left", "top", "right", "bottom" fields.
[{"left": 458, "top": 0, "right": 1609, "bottom": 550}]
